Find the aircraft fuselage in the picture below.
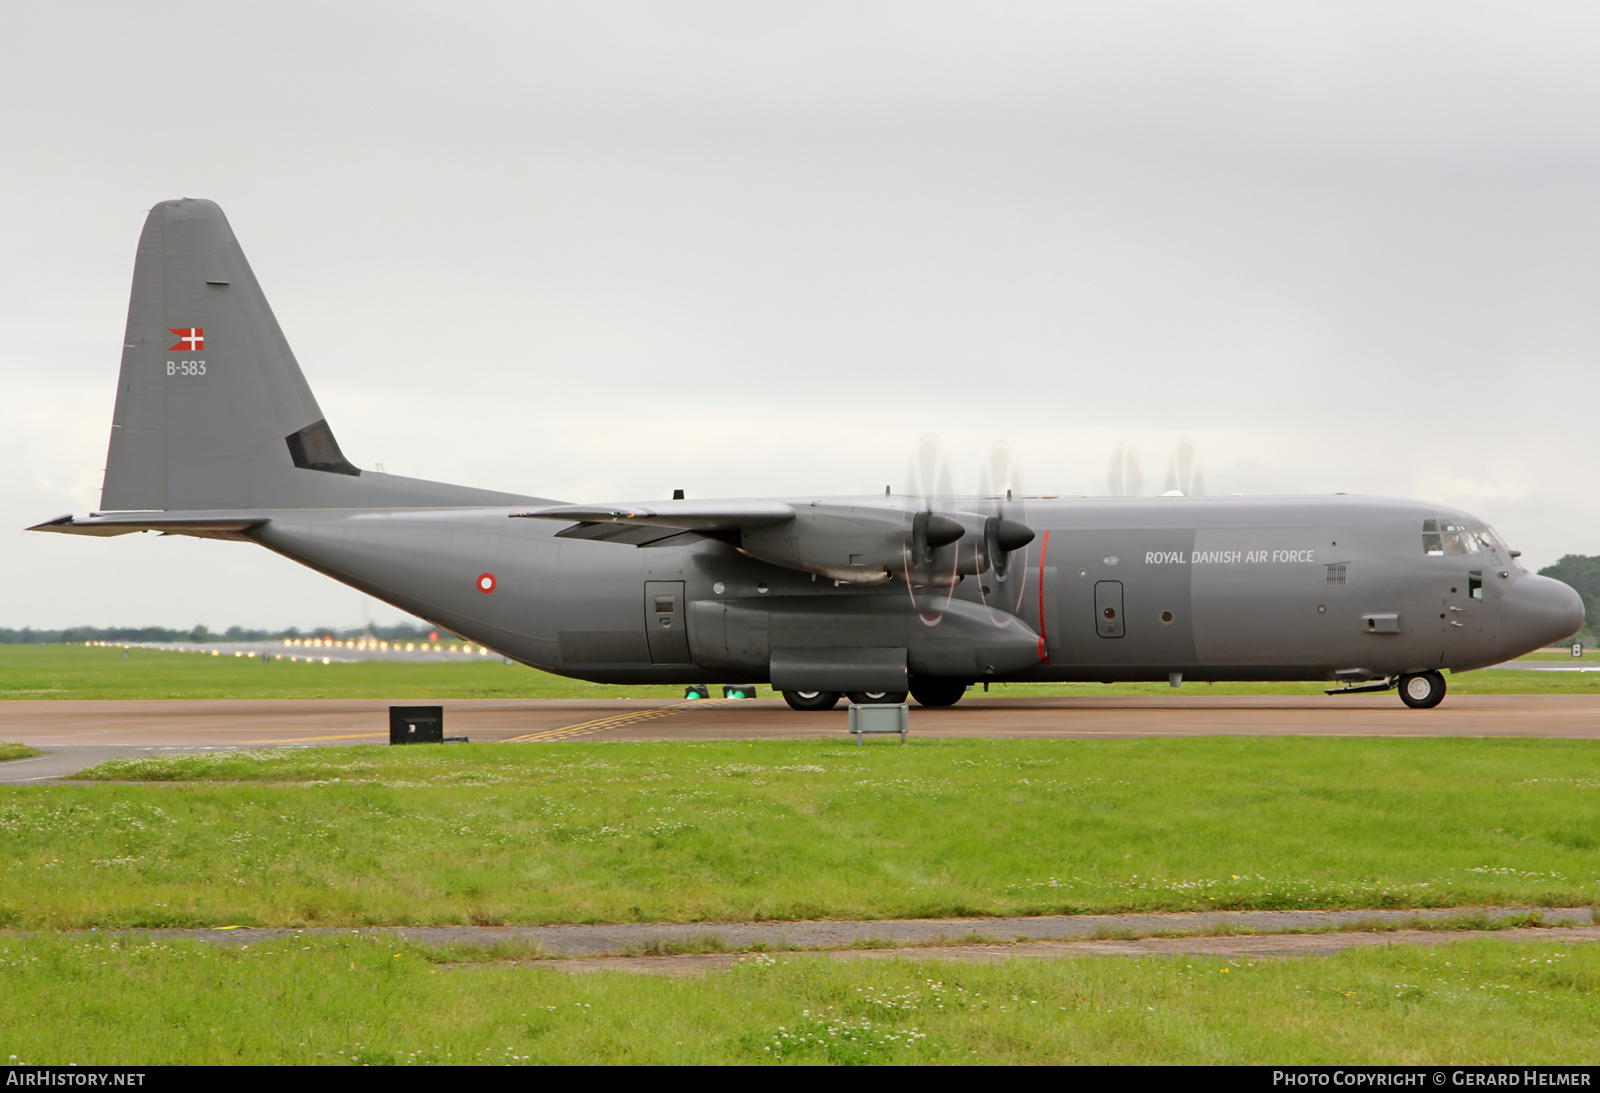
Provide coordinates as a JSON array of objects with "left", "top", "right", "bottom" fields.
[{"left": 243, "top": 492, "right": 1575, "bottom": 686}]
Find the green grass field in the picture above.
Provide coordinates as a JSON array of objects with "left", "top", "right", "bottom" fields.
[
  {"left": 6, "top": 651, "right": 1600, "bottom": 1066},
  {"left": 0, "top": 737, "right": 1586, "bottom": 928},
  {"left": 3, "top": 642, "right": 1598, "bottom": 701},
  {"left": 0, "top": 643, "right": 689, "bottom": 700},
  {"left": 0, "top": 933, "right": 1595, "bottom": 1064}
]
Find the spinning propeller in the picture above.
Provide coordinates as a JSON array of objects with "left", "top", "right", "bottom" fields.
[
  {"left": 899, "top": 436, "right": 963, "bottom": 623},
  {"left": 975, "top": 441, "right": 1035, "bottom": 614},
  {"left": 1162, "top": 436, "right": 1205, "bottom": 497},
  {"left": 1108, "top": 438, "right": 1207, "bottom": 497},
  {"left": 896, "top": 436, "right": 1036, "bottom": 619},
  {"left": 1107, "top": 442, "right": 1144, "bottom": 497}
]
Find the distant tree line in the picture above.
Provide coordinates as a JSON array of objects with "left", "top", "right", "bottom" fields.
[
  {"left": 1538, "top": 555, "right": 1600, "bottom": 639},
  {"left": 0, "top": 623, "right": 451, "bottom": 645}
]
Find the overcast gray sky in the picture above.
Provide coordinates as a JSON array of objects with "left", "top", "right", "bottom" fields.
[{"left": 5, "top": 1, "right": 1598, "bottom": 630}]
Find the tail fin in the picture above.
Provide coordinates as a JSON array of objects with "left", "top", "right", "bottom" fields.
[{"left": 102, "top": 198, "right": 360, "bottom": 511}]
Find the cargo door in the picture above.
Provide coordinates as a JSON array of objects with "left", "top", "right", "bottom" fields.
[{"left": 644, "top": 580, "right": 692, "bottom": 663}]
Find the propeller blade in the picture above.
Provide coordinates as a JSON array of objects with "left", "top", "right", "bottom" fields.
[
  {"left": 975, "top": 442, "right": 1034, "bottom": 606},
  {"left": 905, "top": 433, "right": 952, "bottom": 503},
  {"left": 899, "top": 435, "right": 962, "bottom": 615},
  {"left": 1108, "top": 442, "right": 1144, "bottom": 497},
  {"left": 977, "top": 441, "right": 1023, "bottom": 503},
  {"left": 1162, "top": 436, "right": 1206, "bottom": 497}
]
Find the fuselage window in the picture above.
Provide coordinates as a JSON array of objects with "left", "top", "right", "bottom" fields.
[{"left": 654, "top": 596, "right": 676, "bottom": 614}]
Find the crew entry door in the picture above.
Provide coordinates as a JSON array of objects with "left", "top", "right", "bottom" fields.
[{"left": 644, "top": 580, "right": 692, "bottom": 663}]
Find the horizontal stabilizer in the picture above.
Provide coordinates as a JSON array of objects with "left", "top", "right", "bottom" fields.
[{"left": 27, "top": 513, "right": 267, "bottom": 540}]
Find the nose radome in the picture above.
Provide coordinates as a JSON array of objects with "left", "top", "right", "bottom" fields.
[{"left": 1501, "top": 575, "right": 1585, "bottom": 652}]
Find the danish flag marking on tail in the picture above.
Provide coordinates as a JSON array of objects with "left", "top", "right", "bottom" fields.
[{"left": 168, "top": 328, "right": 204, "bottom": 351}]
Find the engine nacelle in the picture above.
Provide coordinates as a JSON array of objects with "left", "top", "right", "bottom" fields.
[{"left": 735, "top": 501, "right": 1032, "bottom": 588}]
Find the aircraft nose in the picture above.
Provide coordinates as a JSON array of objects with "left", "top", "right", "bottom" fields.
[{"left": 1500, "top": 575, "right": 1585, "bottom": 652}]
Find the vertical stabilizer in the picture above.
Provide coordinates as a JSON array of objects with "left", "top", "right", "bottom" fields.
[{"left": 101, "top": 199, "right": 356, "bottom": 511}]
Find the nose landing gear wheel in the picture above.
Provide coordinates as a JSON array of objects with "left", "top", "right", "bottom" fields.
[
  {"left": 1398, "top": 670, "right": 1446, "bottom": 709},
  {"left": 846, "top": 691, "right": 908, "bottom": 705},
  {"left": 782, "top": 690, "right": 841, "bottom": 712}
]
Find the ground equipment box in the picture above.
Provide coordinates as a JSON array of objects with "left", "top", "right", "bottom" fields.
[
  {"left": 848, "top": 703, "right": 909, "bottom": 744},
  {"left": 390, "top": 705, "right": 443, "bottom": 744}
]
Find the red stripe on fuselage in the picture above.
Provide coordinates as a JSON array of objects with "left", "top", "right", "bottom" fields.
[{"left": 1037, "top": 530, "right": 1050, "bottom": 664}]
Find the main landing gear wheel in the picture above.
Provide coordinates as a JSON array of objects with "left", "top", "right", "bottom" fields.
[
  {"left": 783, "top": 690, "right": 841, "bottom": 712},
  {"left": 909, "top": 677, "right": 967, "bottom": 708},
  {"left": 846, "top": 691, "right": 908, "bottom": 705},
  {"left": 1398, "top": 670, "right": 1446, "bottom": 709}
]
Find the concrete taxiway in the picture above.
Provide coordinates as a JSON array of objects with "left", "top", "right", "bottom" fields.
[
  {"left": 124, "top": 906, "right": 1597, "bottom": 954},
  {"left": 2, "top": 693, "right": 1599, "bottom": 782},
  {"left": 66, "top": 909, "right": 1600, "bottom": 975},
  {"left": 537, "top": 926, "right": 1600, "bottom": 976}
]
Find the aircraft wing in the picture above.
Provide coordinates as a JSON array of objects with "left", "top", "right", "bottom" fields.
[
  {"left": 27, "top": 513, "right": 267, "bottom": 540},
  {"left": 512, "top": 500, "right": 796, "bottom": 545}
]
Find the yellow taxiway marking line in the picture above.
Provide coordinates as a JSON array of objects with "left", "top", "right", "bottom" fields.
[
  {"left": 507, "top": 699, "right": 737, "bottom": 742},
  {"left": 244, "top": 731, "right": 388, "bottom": 744}
]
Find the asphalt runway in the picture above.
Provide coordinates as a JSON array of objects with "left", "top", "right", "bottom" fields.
[{"left": 2, "top": 693, "right": 1598, "bottom": 781}]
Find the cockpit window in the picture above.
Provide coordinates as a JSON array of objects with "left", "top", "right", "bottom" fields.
[{"left": 1422, "top": 520, "right": 1500, "bottom": 556}]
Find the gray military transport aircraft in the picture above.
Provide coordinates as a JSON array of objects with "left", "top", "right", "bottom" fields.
[{"left": 30, "top": 199, "right": 1585, "bottom": 711}]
